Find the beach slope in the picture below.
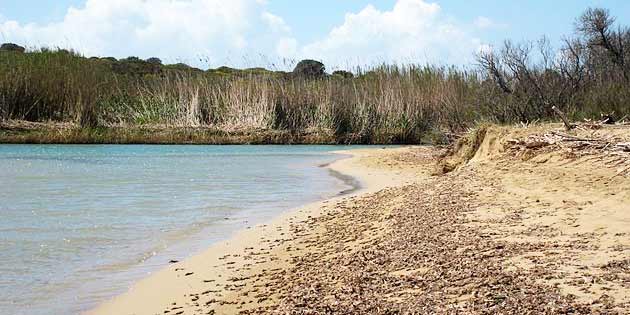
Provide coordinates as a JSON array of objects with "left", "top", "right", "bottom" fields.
[
  {"left": 91, "top": 123, "right": 630, "bottom": 314},
  {"left": 89, "top": 147, "right": 420, "bottom": 315}
]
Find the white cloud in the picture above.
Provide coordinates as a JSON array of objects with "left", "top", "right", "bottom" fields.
[
  {"left": 0, "top": 0, "right": 490, "bottom": 69},
  {"left": 300, "top": 0, "right": 483, "bottom": 68},
  {"left": 261, "top": 11, "right": 291, "bottom": 34},
  {"left": 0, "top": 0, "right": 291, "bottom": 67},
  {"left": 474, "top": 16, "right": 494, "bottom": 29}
]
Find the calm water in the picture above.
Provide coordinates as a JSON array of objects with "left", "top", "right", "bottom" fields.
[{"left": 0, "top": 145, "right": 357, "bottom": 315}]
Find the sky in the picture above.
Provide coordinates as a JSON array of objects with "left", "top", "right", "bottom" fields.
[{"left": 1, "top": 0, "right": 629, "bottom": 69}]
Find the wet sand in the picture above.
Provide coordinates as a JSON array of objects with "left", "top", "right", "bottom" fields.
[
  {"left": 89, "top": 147, "right": 419, "bottom": 315},
  {"left": 91, "top": 124, "right": 630, "bottom": 314}
]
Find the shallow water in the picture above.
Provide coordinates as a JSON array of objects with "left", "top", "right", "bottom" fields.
[{"left": 0, "top": 145, "right": 357, "bottom": 315}]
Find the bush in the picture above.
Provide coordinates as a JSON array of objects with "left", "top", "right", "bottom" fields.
[
  {"left": 0, "top": 43, "right": 26, "bottom": 53},
  {"left": 293, "top": 60, "right": 326, "bottom": 78},
  {"left": 333, "top": 70, "right": 354, "bottom": 79},
  {"left": 146, "top": 57, "right": 163, "bottom": 65}
]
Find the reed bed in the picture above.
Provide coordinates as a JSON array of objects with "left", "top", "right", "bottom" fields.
[
  {"left": 0, "top": 54, "right": 476, "bottom": 143},
  {"left": 1, "top": 8, "right": 629, "bottom": 144}
]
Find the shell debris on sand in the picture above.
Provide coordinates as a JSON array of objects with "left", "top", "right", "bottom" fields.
[{"left": 97, "top": 127, "right": 630, "bottom": 315}]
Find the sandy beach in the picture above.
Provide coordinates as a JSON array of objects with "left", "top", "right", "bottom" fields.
[
  {"left": 90, "top": 123, "right": 630, "bottom": 314},
  {"left": 89, "top": 147, "right": 419, "bottom": 315}
]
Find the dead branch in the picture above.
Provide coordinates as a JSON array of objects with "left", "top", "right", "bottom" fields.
[
  {"left": 616, "top": 143, "right": 630, "bottom": 152},
  {"left": 552, "top": 106, "right": 575, "bottom": 130},
  {"left": 550, "top": 131, "right": 604, "bottom": 142}
]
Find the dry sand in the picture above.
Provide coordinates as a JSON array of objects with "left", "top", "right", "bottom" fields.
[{"left": 90, "top": 124, "right": 630, "bottom": 314}]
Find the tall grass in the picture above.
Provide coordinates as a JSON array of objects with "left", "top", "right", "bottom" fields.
[
  {"left": 1, "top": 51, "right": 482, "bottom": 143},
  {"left": 2, "top": 6, "right": 630, "bottom": 145}
]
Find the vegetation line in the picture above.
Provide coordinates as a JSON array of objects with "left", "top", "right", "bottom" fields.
[{"left": 1, "top": 8, "right": 628, "bottom": 144}]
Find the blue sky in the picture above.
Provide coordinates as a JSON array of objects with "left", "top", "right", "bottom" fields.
[
  {"left": 1, "top": 0, "right": 629, "bottom": 68},
  {"left": 265, "top": 0, "right": 630, "bottom": 43}
]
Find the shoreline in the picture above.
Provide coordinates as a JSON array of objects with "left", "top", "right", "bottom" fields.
[
  {"left": 88, "top": 147, "right": 414, "bottom": 315},
  {"left": 87, "top": 123, "right": 630, "bottom": 313},
  {"left": 0, "top": 121, "right": 423, "bottom": 145}
]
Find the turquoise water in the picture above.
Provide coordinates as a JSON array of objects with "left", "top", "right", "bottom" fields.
[{"left": 0, "top": 145, "right": 357, "bottom": 315}]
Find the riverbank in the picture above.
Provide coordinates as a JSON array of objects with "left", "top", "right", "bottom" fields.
[
  {"left": 91, "top": 123, "right": 630, "bottom": 314},
  {"left": 0, "top": 120, "right": 433, "bottom": 145},
  {"left": 0, "top": 120, "right": 335, "bottom": 144}
]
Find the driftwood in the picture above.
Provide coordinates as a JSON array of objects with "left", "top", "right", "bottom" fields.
[
  {"left": 552, "top": 106, "right": 575, "bottom": 130},
  {"left": 507, "top": 123, "right": 630, "bottom": 177},
  {"left": 550, "top": 131, "right": 603, "bottom": 142},
  {"left": 616, "top": 143, "right": 630, "bottom": 152}
]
